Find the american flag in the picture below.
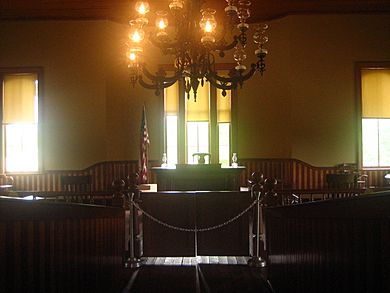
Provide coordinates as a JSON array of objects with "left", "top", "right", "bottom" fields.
[{"left": 139, "top": 105, "right": 150, "bottom": 184}]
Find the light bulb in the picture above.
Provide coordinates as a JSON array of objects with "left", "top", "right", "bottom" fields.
[
  {"left": 155, "top": 11, "right": 168, "bottom": 30},
  {"left": 128, "top": 52, "right": 137, "bottom": 61},
  {"left": 204, "top": 20, "right": 213, "bottom": 33},
  {"left": 129, "top": 28, "right": 145, "bottom": 43},
  {"left": 135, "top": 1, "right": 150, "bottom": 15},
  {"left": 158, "top": 19, "right": 167, "bottom": 29}
]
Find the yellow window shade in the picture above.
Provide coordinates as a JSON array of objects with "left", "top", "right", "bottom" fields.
[
  {"left": 164, "top": 81, "right": 179, "bottom": 114},
  {"left": 3, "top": 73, "right": 37, "bottom": 123},
  {"left": 217, "top": 88, "right": 231, "bottom": 123},
  {"left": 186, "top": 82, "right": 210, "bottom": 122},
  {"left": 361, "top": 69, "right": 390, "bottom": 118}
]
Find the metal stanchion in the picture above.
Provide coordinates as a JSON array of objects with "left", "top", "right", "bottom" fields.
[
  {"left": 248, "top": 172, "right": 266, "bottom": 267},
  {"left": 124, "top": 174, "right": 142, "bottom": 269},
  {"left": 124, "top": 191, "right": 142, "bottom": 268}
]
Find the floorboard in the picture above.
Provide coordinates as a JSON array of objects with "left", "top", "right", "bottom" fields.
[
  {"left": 140, "top": 256, "right": 250, "bottom": 266},
  {"left": 123, "top": 256, "right": 274, "bottom": 293}
]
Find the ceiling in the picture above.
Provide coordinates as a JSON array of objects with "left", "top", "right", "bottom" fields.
[{"left": 0, "top": 0, "right": 390, "bottom": 23}]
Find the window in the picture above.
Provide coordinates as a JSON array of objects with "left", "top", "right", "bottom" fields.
[
  {"left": 217, "top": 87, "right": 232, "bottom": 167},
  {"left": 185, "top": 82, "right": 211, "bottom": 164},
  {"left": 163, "top": 74, "right": 235, "bottom": 167},
  {"left": 1, "top": 69, "right": 41, "bottom": 173},
  {"left": 359, "top": 65, "right": 390, "bottom": 168},
  {"left": 187, "top": 121, "right": 209, "bottom": 163},
  {"left": 164, "top": 81, "right": 179, "bottom": 166}
]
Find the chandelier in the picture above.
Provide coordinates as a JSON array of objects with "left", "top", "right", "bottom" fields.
[{"left": 127, "top": 0, "right": 269, "bottom": 100}]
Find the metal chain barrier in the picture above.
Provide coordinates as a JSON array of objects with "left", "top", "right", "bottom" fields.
[{"left": 131, "top": 198, "right": 258, "bottom": 233}]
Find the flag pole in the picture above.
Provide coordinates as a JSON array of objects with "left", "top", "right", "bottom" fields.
[{"left": 139, "top": 105, "right": 150, "bottom": 184}]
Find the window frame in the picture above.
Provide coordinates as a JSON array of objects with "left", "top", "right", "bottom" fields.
[
  {"left": 0, "top": 67, "right": 44, "bottom": 174},
  {"left": 356, "top": 61, "right": 390, "bottom": 170},
  {"left": 160, "top": 64, "right": 237, "bottom": 166}
]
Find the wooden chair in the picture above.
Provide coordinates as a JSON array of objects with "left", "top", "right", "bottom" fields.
[
  {"left": 192, "top": 152, "right": 210, "bottom": 164},
  {"left": 325, "top": 173, "right": 357, "bottom": 199},
  {"left": 61, "top": 175, "right": 92, "bottom": 203}
]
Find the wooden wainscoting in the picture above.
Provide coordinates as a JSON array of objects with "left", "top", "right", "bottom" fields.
[
  {"left": 5, "top": 159, "right": 390, "bottom": 193},
  {"left": 264, "top": 191, "right": 390, "bottom": 293},
  {"left": 8, "top": 160, "right": 144, "bottom": 192},
  {"left": 0, "top": 196, "right": 125, "bottom": 292},
  {"left": 240, "top": 158, "right": 336, "bottom": 189}
]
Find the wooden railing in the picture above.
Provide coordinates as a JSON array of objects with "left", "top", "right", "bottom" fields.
[
  {"left": 0, "top": 196, "right": 126, "bottom": 292},
  {"left": 240, "top": 159, "right": 390, "bottom": 190},
  {"left": 274, "top": 188, "right": 366, "bottom": 205},
  {"left": 264, "top": 191, "right": 390, "bottom": 293},
  {"left": 3, "top": 159, "right": 390, "bottom": 193}
]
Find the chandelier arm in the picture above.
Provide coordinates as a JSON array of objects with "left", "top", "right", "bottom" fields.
[
  {"left": 206, "top": 76, "right": 236, "bottom": 90},
  {"left": 148, "top": 36, "right": 179, "bottom": 53},
  {"left": 214, "top": 36, "right": 239, "bottom": 52},
  {"left": 206, "top": 71, "right": 233, "bottom": 83},
  {"left": 207, "top": 64, "right": 257, "bottom": 87},
  {"left": 138, "top": 77, "right": 161, "bottom": 90},
  {"left": 140, "top": 63, "right": 181, "bottom": 83},
  {"left": 138, "top": 77, "right": 177, "bottom": 90},
  {"left": 236, "top": 64, "right": 258, "bottom": 82}
]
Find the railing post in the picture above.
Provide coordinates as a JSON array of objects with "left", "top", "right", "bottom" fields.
[
  {"left": 124, "top": 173, "right": 142, "bottom": 268},
  {"left": 247, "top": 172, "right": 267, "bottom": 267}
]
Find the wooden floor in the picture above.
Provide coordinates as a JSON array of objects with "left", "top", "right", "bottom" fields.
[
  {"left": 142, "top": 256, "right": 250, "bottom": 266},
  {"left": 123, "top": 256, "right": 274, "bottom": 293}
]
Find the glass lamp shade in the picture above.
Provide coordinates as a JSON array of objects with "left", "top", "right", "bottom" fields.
[
  {"left": 234, "top": 47, "right": 247, "bottom": 63},
  {"left": 155, "top": 11, "right": 168, "bottom": 30},
  {"left": 169, "top": 0, "right": 184, "bottom": 10},
  {"left": 135, "top": 1, "right": 150, "bottom": 15},
  {"left": 127, "top": 51, "right": 137, "bottom": 62},
  {"left": 199, "top": 9, "right": 217, "bottom": 34},
  {"left": 129, "top": 20, "right": 145, "bottom": 43},
  {"left": 127, "top": 47, "right": 143, "bottom": 62},
  {"left": 253, "top": 34, "right": 268, "bottom": 45},
  {"left": 130, "top": 29, "right": 144, "bottom": 43}
]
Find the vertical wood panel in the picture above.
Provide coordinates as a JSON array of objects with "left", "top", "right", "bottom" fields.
[
  {"left": 0, "top": 223, "right": 5, "bottom": 289},
  {"left": 7, "top": 159, "right": 390, "bottom": 193},
  {"left": 1, "top": 199, "right": 125, "bottom": 292},
  {"left": 265, "top": 194, "right": 390, "bottom": 293},
  {"left": 12, "top": 222, "right": 22, "bottom": 292}
]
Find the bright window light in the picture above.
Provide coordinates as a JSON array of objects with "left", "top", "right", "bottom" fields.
[
  {"left": 5, "top": 124, "right": 38, "bottom": 172},
  {"left": 362, "top": 118, "right": 390, "bottom": 168},
  {"left": 379, "top": 119, "right": 390, "bottom": 166},
  {"left": 219, "top": 123, "right": 230, "bottom": 167},
  {"left": 2, "top": 73, "right": 39, "bottom": 173},
  {"left": 166, "top": 115, "right": 178, "bottom": 166},
  {"left": 187, "top": 121, "right": 209, "bottom": 164}
]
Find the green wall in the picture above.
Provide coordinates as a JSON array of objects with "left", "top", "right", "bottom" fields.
[{"left": 0, "top": 14, "right": 389, "bottom": 170}]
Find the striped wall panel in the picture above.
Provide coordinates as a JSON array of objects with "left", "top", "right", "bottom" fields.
[
  {"left": 290, "top": 160, "right": 335, "bottom": 189},
  {"left": 265, "top": 192, "right": 390, "bottom": 293},
  {"left": 361, "top": 169, "right": 389, "bottom": 188},
  {"left": 240, "top": 158, "right": 335, "bottom": 189},
  {"left": 0, "top": 198, "right": 125, "bottom": 292},
  {"left": 240, "top": 159, "right": 291, "bottom": 188},
  {"left": 6, "top": 159, "right": 390, "bottom": 192}
]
